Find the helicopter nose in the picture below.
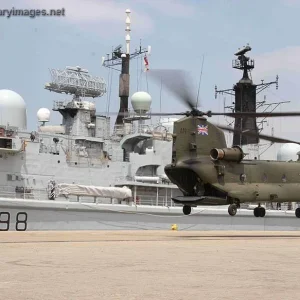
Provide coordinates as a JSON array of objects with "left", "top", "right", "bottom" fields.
[{"left": 165, "top": 165, "right": 199, "bottom": 195}]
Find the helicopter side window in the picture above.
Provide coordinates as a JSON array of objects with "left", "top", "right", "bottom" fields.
[{"left": 240, "top": 173, "right": 246, "bottom": 183}]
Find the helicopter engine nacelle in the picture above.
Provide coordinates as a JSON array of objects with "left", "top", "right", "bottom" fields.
[{"left": 210, "top": 145, "right": 244, "bottom": 162}]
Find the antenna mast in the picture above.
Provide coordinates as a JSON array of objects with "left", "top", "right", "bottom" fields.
[
  {"left": 196, "top": 55, "right": 205, "bottom": 108},
  {"left": 101, "top": 9, "right": 151, "bottom": 136},
  {"left": 215, "top": 44, "right": 279, "bottom": 147}
]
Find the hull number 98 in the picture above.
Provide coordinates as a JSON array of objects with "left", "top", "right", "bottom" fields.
[{"left": 0, "top": 212, "right": 28, "bottom": 231}]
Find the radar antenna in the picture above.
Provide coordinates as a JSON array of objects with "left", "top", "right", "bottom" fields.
[
  {"left": 232, "top": 45, "right": 254, "bottom": 81},
  {"left": 45, "top": 66, "right": 107, "bottom": 100},
  {"left": 102, "top": 43, "right": 150, "bottom": 69}
]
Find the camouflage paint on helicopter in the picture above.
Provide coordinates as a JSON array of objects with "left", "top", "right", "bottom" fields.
[
  {"left": 112, "top": 68, "right": 300, "bottom": 219},
  {"left": 143, "top": 68, "right": 300, "bottom": 219},
  {"left": 166, "top": 116, "right": 300, "bottom": 218}
]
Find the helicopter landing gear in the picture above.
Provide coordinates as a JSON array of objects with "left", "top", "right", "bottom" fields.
[
  {"left": 295, "top": 208, "right": 300, "bottom": 218},
  {"left": 228, "top": 204, "right": 237, "bottom": 216},
  {"left": 183, "top": 205, "right": 191, "bottom": 215},
  {"left": 254, "top": 206, "right": 265, "bottom": 217}
]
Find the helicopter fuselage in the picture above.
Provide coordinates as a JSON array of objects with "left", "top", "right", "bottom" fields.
[
  {"left": 168, "top": 115, "right": 300, "bottom": 217},
  {"left": 165, "top": 158, "right": 300, "bottom": 206}
]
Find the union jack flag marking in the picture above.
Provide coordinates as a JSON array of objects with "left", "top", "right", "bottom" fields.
[{"left": 197, "top": 124, "right": 208, "bottom": 135}]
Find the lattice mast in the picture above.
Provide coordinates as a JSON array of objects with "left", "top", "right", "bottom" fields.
[{"left": 215, "top": 45, "right": 279, "bottom": 146}]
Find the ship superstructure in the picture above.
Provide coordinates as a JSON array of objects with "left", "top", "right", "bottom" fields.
[
  {"left": 0, "top": 68, "right": 180, "bottom": 206},
  {"left": 0, "top": 9, "right": 181, "bottom": 207},
  {"left": 214, "top": 45, "right": 289, "bottom": 159},
  {"left": 0, "top": 11, "right": 298, "bottom": 232}
]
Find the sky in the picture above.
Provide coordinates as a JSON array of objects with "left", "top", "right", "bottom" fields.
[{"left": 0, "top": 0, "right": 300, "bottom": 159}]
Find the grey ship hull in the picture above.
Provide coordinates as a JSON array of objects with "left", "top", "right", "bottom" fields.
[{"left": 1, "top": 198, "right": 300, "bottom": 231}]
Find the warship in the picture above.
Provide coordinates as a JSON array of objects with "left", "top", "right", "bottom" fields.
[{"left": 0, "top": 9, "right": 299, "bottom": 231}]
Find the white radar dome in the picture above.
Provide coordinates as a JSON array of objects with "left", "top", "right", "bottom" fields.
[
  {"left": 0, "top": 89, "right": 26, "bottom": 129},
  {"left": 131, "top": 91, "right": 152, "bottom": 114},
  {"left": 37, "top": 108, "right": 51, "bottom": 122},
  {"left": 277, "top": 143, "right": 300, "bottom": 161}
]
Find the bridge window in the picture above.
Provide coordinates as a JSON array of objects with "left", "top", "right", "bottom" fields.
[{"left": 0, "top": 138, "right": 12, "bottom": 149}]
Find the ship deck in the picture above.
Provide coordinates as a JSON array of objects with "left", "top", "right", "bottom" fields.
[
  {"left": 1, "top": 230, "right": 299, "bottom": 300},
  {"left": 1, "top": 197, "right": 300, "bottom": 231}
]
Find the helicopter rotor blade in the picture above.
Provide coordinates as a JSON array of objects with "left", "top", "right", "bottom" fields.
[
  {"left": 211, "top": 111, "right": 300, "bottom": 118},
  {"left": 215, "top": 123, "right": 300, "bottom": 145},
  {"left": 147, "top": 69, "right": 197, "bottom": 111},
  {"left": 98, "top": 111, "right": 187, "bottom": 117},
  {"left": 101, "top": 110, "right": 300, "bottom": 119}
]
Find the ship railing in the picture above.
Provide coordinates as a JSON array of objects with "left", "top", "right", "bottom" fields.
[
  {"left": 232, "top": 58, "right": 255, "bottom": 69},
  {"left": 133, "top": 195, "right": 177, "bottom": 207},
  {"left": 53, "top": 100, "right": 86, "bottom": 111},
  {"left": 111, "top": 123, "right": 172, "bottom": 138},
  {"left": 131, "top": 124, "right": 171, "bottom": 136},
  {"left": 0, "top": 185, "right": 177, "bottom": 207},
  {"left": 0, "top": 186, "right": 48, "bottom": 200},
  {"left": 53, "top": 100, "right": 70, "bottom": 110},
  {"left": 111, "top": 124, "right": 143, "bottom": 137},
  {"left": 114, "top": 176, "right": 172, "bottom": 185},
  {"left": 135, "top": 124, "right": 152, "bottom": 135},
  {"left": 0, "top": 185, "right": 296, "bottom": 210}
]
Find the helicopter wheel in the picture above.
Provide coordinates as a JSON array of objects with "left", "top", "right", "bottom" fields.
[
  {"left": 259, "top": 207, "right": 266, "bottom": 217},
  {"left": 183, "top": 205, "right": 191, "bottom": 215},
  {"left": 254, "top": 207, "right": 260, "bottom": 217},
  {"left": 254, "top": 207, "right": 265, "bottom": 217},
  {"left": 295, "top": 208, "right": 300, "bottom": 218},
  {"left": 228, "top": 204, "right": 237, "bottom": 216}
]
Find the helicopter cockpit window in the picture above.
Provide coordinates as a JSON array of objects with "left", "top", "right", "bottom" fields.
[
  {"left": 240, "top": 173, "right": 246, "bottom": 183},
  {"left": 282, "top": 174, "right": 287, "bottom": 183}
]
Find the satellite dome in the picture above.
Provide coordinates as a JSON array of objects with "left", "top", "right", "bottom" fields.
[
  {"left": 131, "top": 91, "right": 152, "bottom": 114},
  {"left": 0, "top": 89, "right": 26, "bottom": 129},
  {"left": 277, "top": 143, "right": 300, "bottom": 161},
  {"left": 37, "top": 108, "right": 51, "bottom": 122}
]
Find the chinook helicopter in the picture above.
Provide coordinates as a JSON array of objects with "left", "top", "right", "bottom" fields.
[
  {"left": 112, "top": 67, "right": 300, "bottom": 218},
  {"left": 140, "top": 69, "right": 300, "bottom": 219}
]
